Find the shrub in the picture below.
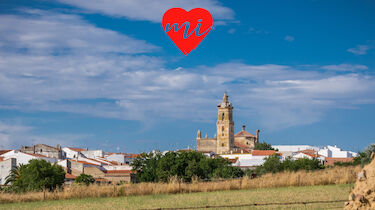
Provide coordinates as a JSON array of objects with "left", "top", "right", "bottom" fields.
[
  {"left": 75, "top": 174, "right": 95, "bottom": 186},
  {"left": 254, "top": 141, "right": 275, "bottom": 150}
]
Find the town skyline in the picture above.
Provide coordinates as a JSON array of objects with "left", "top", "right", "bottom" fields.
[{"left": 0, "top": 0, "right": 374, "bottom": 153}]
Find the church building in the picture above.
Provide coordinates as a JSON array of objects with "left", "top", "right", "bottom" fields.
[{"left": 196, "top": 93, "right": 260, "bottom": 154}]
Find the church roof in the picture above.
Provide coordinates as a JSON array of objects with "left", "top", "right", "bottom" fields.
[{"left": 235, "top": 130, "right": 256, "bottom": 138}]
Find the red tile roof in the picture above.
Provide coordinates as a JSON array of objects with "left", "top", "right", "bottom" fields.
[
  {"left": 69, "top": 159, "right": 100, "bottom": 166},
  {"left": 298, "top": 149, "right": 317, "bottom": 155},
  {"left": 0, "top": 150, "right": 11, "bottom": 155},
  {"left": 125, "top": 154, "right": 139, "bottom": 158},
  {"left": 68, "top": 147, "right": 86, "bottom": 152},
  {"left": 252, "top": 150, "right": 276, "bottom": 156},
  {"left": 235, "top": 130, "right": 255, "bottom": 138},
  {"left": 234, "top": 142, "right": 250, "bottom": 149},
  {"left": 300, "top": 152, "right": 322, "bottom": 158},
  {"left": 226, "top": 158, "right": 238, "bottom": 163},
  {"left": 105, "top": 170, "right": 132, "bottom": 174},
  {"left": 65, "top": 173, "right": 76, "bottom": 179},
  {"left": 27, "top": 153, "right": 50, "bottom": 158}
]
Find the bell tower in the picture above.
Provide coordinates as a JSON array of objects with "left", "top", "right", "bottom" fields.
[{"left": 216, "top": 93, "right": 234, "bottom": 154}]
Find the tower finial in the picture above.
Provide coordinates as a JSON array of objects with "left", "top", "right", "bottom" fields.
[
  {"left": 222, "top": 92, "right": 228, "bottom": 103},
  {"left": 197, "top": 129, "right": 201, "bottom": 139}
]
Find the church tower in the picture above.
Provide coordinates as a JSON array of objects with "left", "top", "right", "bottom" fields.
[{"left": 216, "top": 93, "right": 234, "bottom": 154}]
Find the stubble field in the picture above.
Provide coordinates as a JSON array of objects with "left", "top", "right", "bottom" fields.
[{"left": 1, "top": 184, "right": 352, "bottom": 210}]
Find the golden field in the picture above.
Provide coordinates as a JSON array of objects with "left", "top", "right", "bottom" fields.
[
  {"left": 1, "top": 184, "right": 353, "bottom": 209},
  {"left": 0, "top": 165, "right": 360, "bottom": 205}
]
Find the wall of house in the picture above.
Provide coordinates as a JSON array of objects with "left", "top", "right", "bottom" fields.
[
  {"left": 62, "top": 148, "right": 80, "bottom": 159},
  {"left": 68, "top": 160, "right": 84, "bottom": 176},
  {"left": 0, "top": 158, "right": 16, "bottom": 185},
  {"left": 106, "top": 154, "right": 125, "bottom": 163},
  {"left": 1, "top": 150, "right": 56, "bottom": 166},
  {"left": 21, "top": 144, "right": 62, "bottom": 159},
  {"left": 103, "top": 165, "right": 132, "bottom": 171},
  {"left": 104, "top": 173, "right": 131, "bottom": 183},
  {"left": 81, "top": 150, "right": 104, "bottom": 158},
  {"left": 234, "top": 136, "right": 256, "bottom": 148},
  {"left": 84, "top": 166, "right": 105, "bottom": 178}
]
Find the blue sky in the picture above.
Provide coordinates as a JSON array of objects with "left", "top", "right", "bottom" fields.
[{"left": 0, "top": 0, "right": 374, "bottom": 153}]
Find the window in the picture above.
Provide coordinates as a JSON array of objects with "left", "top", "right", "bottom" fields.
[
  {"left": 222, "top": 113, "right": 225, "bottom": 121},
  {"left": 222, "top": 143, "right": 224, "bottom": 147},
  {"left": 222, "top": 126, "right": 224, "bottom": 136}
]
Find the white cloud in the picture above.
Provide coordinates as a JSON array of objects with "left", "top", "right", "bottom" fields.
[
  {"left": 321, "top": 64, "right": 368, "bottom": 71},
  {"left": 58, "top": 0, "right": 234, "bottom": 23},
  {"left": 1, "top": 9, "right": 375, "bottom": 131},
  {"left": 0, "top": 9, "right": 158, "bottom": 55},
  {"left": 284, "top": 35, "right": 294, "bottom": 42},
  {"left": 0, "top": 121, "right": 89, "bottom": 149},
  {"left": 347, "top": 44, "right": 372, "bottom": 55}
]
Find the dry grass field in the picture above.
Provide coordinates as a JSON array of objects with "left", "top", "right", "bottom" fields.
[
  {"left": 0, "top": 165, "right": 360, "bottom": 204},
  {"left": 0, "top": 184, "right": 353, "bottom": 210}
]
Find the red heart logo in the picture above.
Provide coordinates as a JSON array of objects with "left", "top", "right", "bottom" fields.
[{"left": 162, "top": 8, "right": 213, "bottom": 55}]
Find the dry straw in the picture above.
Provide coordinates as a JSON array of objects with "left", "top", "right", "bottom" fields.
[{"left": 0, "top": 165, "right": 361, "bottom": 204}]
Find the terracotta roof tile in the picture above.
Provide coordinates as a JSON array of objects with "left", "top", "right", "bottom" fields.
[
  {"left": 68, "top": 147, "right": 85, "bottom": 152},
  {"left": 0, "top": 150, "right": 11, "bottom": 155},
  {"left": 69, "top": 159, "right": 100, "bottom": 166},
  {"left": 105, "top": 170, "right": 132, "bottom": 174},
  {"left": 235, "top": 130, "right": 255, "bottom": 138},
  {"left": 65, "top": 173, "right": 76, "bottom": 179},
  {"left": 252, "top": 150, "right": 276, "bottom": 156},
  {"left": 298, "top": 149, "right": 317, "bottom": 155},
  {"left": 27, "top": 153, "right": 50, "bottom": 158}
]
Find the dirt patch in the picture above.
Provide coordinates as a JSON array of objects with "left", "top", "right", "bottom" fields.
[{"left": 345, "top": 154, "right": 375, "bottom": 209}]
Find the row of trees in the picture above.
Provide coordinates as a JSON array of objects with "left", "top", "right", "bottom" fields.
[
  {"left": 130, "top": 151, "right": 244, "bottom": 182},
  {"left": 246, "top": 154, "right": 324, "bottom": 176},
  {"left": 334, "top": 144, "right": 375, "bottom": 167}
]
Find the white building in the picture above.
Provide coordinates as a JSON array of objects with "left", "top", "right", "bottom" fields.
[
  {"left": 318, "top": 145, "right": 357, "bottom": 158},
  {"left": 63, "top": 147, "right": 104, "bottom": 159},
  {"left": 105, "top": 153, "right": 128, "bottom": 164},
  {"left": 0, "top": 150, "right": 57, "bottom": 166},
  {"left": 0, "top": 158, "right": 16, "bottom": 185},
  {"left": 62, "top": 147, "right": 83, "bottom": 159},
  {"left": 81, "top": 150, "right": 104, "bottom": 159},
  {"left": 221, "top": 150, "right": 278, "bottom": 169}
]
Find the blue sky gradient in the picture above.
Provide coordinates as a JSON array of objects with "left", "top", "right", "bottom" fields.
[{"left": 0, "top": 0, "right": 374, "bottom": 153}]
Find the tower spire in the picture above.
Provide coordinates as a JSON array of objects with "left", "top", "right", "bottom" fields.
[{"left": 222, "top": 92, "right": 228, "bottom": 103}]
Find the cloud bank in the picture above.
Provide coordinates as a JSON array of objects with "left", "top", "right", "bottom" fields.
[{"left": 0, "top": 9, "right": 375, "bottom": 134}]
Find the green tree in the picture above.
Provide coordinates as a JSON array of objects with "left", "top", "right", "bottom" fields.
[
  {"left": 353, "top": 144, "right": 375, "bottom": 166},
  {"left": 131, "top": 151, "right": 162, "bottom": 182},
  {"left": 5, "top": 159, "right": 65, "bottom": 192},
  {"left": 131, "top": 151, "right": 243, "bottom": 182},
  {"left": 261, "top": 154, "right": 283, "bottom": 173},
  {"left": 75, "top": 174, "right": 95, "bottom": 185},
  {"left": 254, "top": 141, "right": 275, "bottom": 150}
]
